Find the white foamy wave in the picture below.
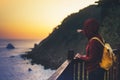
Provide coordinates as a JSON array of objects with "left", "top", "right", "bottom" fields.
[{"left": 26, "top": 64, "right": 56, "bottom": 80}]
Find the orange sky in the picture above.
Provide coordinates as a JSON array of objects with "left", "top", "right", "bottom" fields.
[{"left": 0, "top": 0, "right": 98, "bottom": 40}]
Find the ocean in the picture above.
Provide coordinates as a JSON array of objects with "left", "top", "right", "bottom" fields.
[{"left": 0, "top": 39, "right": 55, "bottom": 80}]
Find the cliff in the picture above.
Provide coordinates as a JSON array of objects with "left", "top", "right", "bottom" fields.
[{"left": 23, "top": 3, "right": 120, "bottom": 69}]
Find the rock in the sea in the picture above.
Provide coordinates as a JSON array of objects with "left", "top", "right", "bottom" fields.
[
  {"left": 28, "top": 68, "right": 32, "bottom": 72},
  {"left": 6, "top": 43, "right": 15, "bottom": 49}
]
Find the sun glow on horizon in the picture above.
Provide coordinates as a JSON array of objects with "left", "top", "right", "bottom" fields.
[{"left": 0, "top": 0, "right": 98, "bottom": 39}]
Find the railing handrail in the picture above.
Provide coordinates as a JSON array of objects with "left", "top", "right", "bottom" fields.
[{"left": 48, "top": 60, "right": 71, "bottom": 80}]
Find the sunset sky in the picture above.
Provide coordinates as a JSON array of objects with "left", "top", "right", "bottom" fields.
[{"left": 0, "top": 0, "right": 98, "bottom": 40}]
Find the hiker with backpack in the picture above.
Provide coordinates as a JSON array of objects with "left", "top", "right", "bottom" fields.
[{"left": 75, "top": 18, "right": 105, "bottom": 80}]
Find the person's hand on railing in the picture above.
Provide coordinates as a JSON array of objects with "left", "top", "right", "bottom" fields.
[
  {"left": 74, "top": 53, "right": 82, "bottom": 59},
  {"left": 74, "top": 53, "right": 86, "bottom": 59}
]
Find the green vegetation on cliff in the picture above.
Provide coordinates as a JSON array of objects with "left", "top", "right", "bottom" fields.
[{"left": 100, "top": 5, "right": 120, "bottom": 48}]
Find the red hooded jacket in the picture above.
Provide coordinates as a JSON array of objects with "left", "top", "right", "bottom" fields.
[{"left": 80, "top": 18, "right": 104, "bottom": 72}]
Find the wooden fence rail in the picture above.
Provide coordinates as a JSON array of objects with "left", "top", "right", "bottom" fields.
[{"left": 48, "top": 49, "right": 120, "bottom": 80}]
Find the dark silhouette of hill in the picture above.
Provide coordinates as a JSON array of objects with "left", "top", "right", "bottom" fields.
[{"left": 22, "top": 2, "right": 120, "bottom": 69}]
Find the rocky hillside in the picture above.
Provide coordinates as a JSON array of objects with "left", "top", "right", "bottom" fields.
[
  {"left": 23, "top": 2, "right": 120, "bottom": 69},
  {"left": 100, "top": 5, "right": 120, "bottom": 48}
]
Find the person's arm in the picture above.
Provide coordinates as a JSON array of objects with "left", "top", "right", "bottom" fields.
[{"left": 80, "top": 39, "right": 103, "bottom": 62}]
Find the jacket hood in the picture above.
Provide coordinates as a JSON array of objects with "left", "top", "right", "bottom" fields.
[{"left": 82, "top": 18, "right": 100, "bottom": 39}]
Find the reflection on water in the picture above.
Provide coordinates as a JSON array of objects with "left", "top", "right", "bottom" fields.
[{"left": 0, "top": 39, "right": 56, "bottom": 80}]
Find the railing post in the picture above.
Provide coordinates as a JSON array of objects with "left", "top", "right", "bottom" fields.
[
  {"left": 67, "top": 50, "right": 74, "bottom": 60},
  {"left": 113, "top": 49, "right": 120, "bottom": 80},
  {"left": 83, "top": 62, "right": 87, "bottom": 80},
  {"left": 74, "top": 60, "right": 78, "bottom": 80},
  {"left": 116, "top": 50, "right": 120, "bottom": 80}
]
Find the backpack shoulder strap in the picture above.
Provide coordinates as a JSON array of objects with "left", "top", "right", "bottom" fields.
[{"left": 90, "top": 37, "right": 105, "bottom": 46}]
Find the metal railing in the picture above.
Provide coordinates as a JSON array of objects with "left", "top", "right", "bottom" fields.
[{"left": 48, "top": 49, "right": 120, "bottom": 80}]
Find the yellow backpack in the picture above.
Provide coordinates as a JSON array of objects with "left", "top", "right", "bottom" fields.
[{"left": 91, "top": 37, "right": 116, "bottom": 70}]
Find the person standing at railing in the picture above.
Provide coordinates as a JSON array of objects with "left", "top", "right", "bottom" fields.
[{"left": 75, "top": 18, "right": 106, "bottom": 80}]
